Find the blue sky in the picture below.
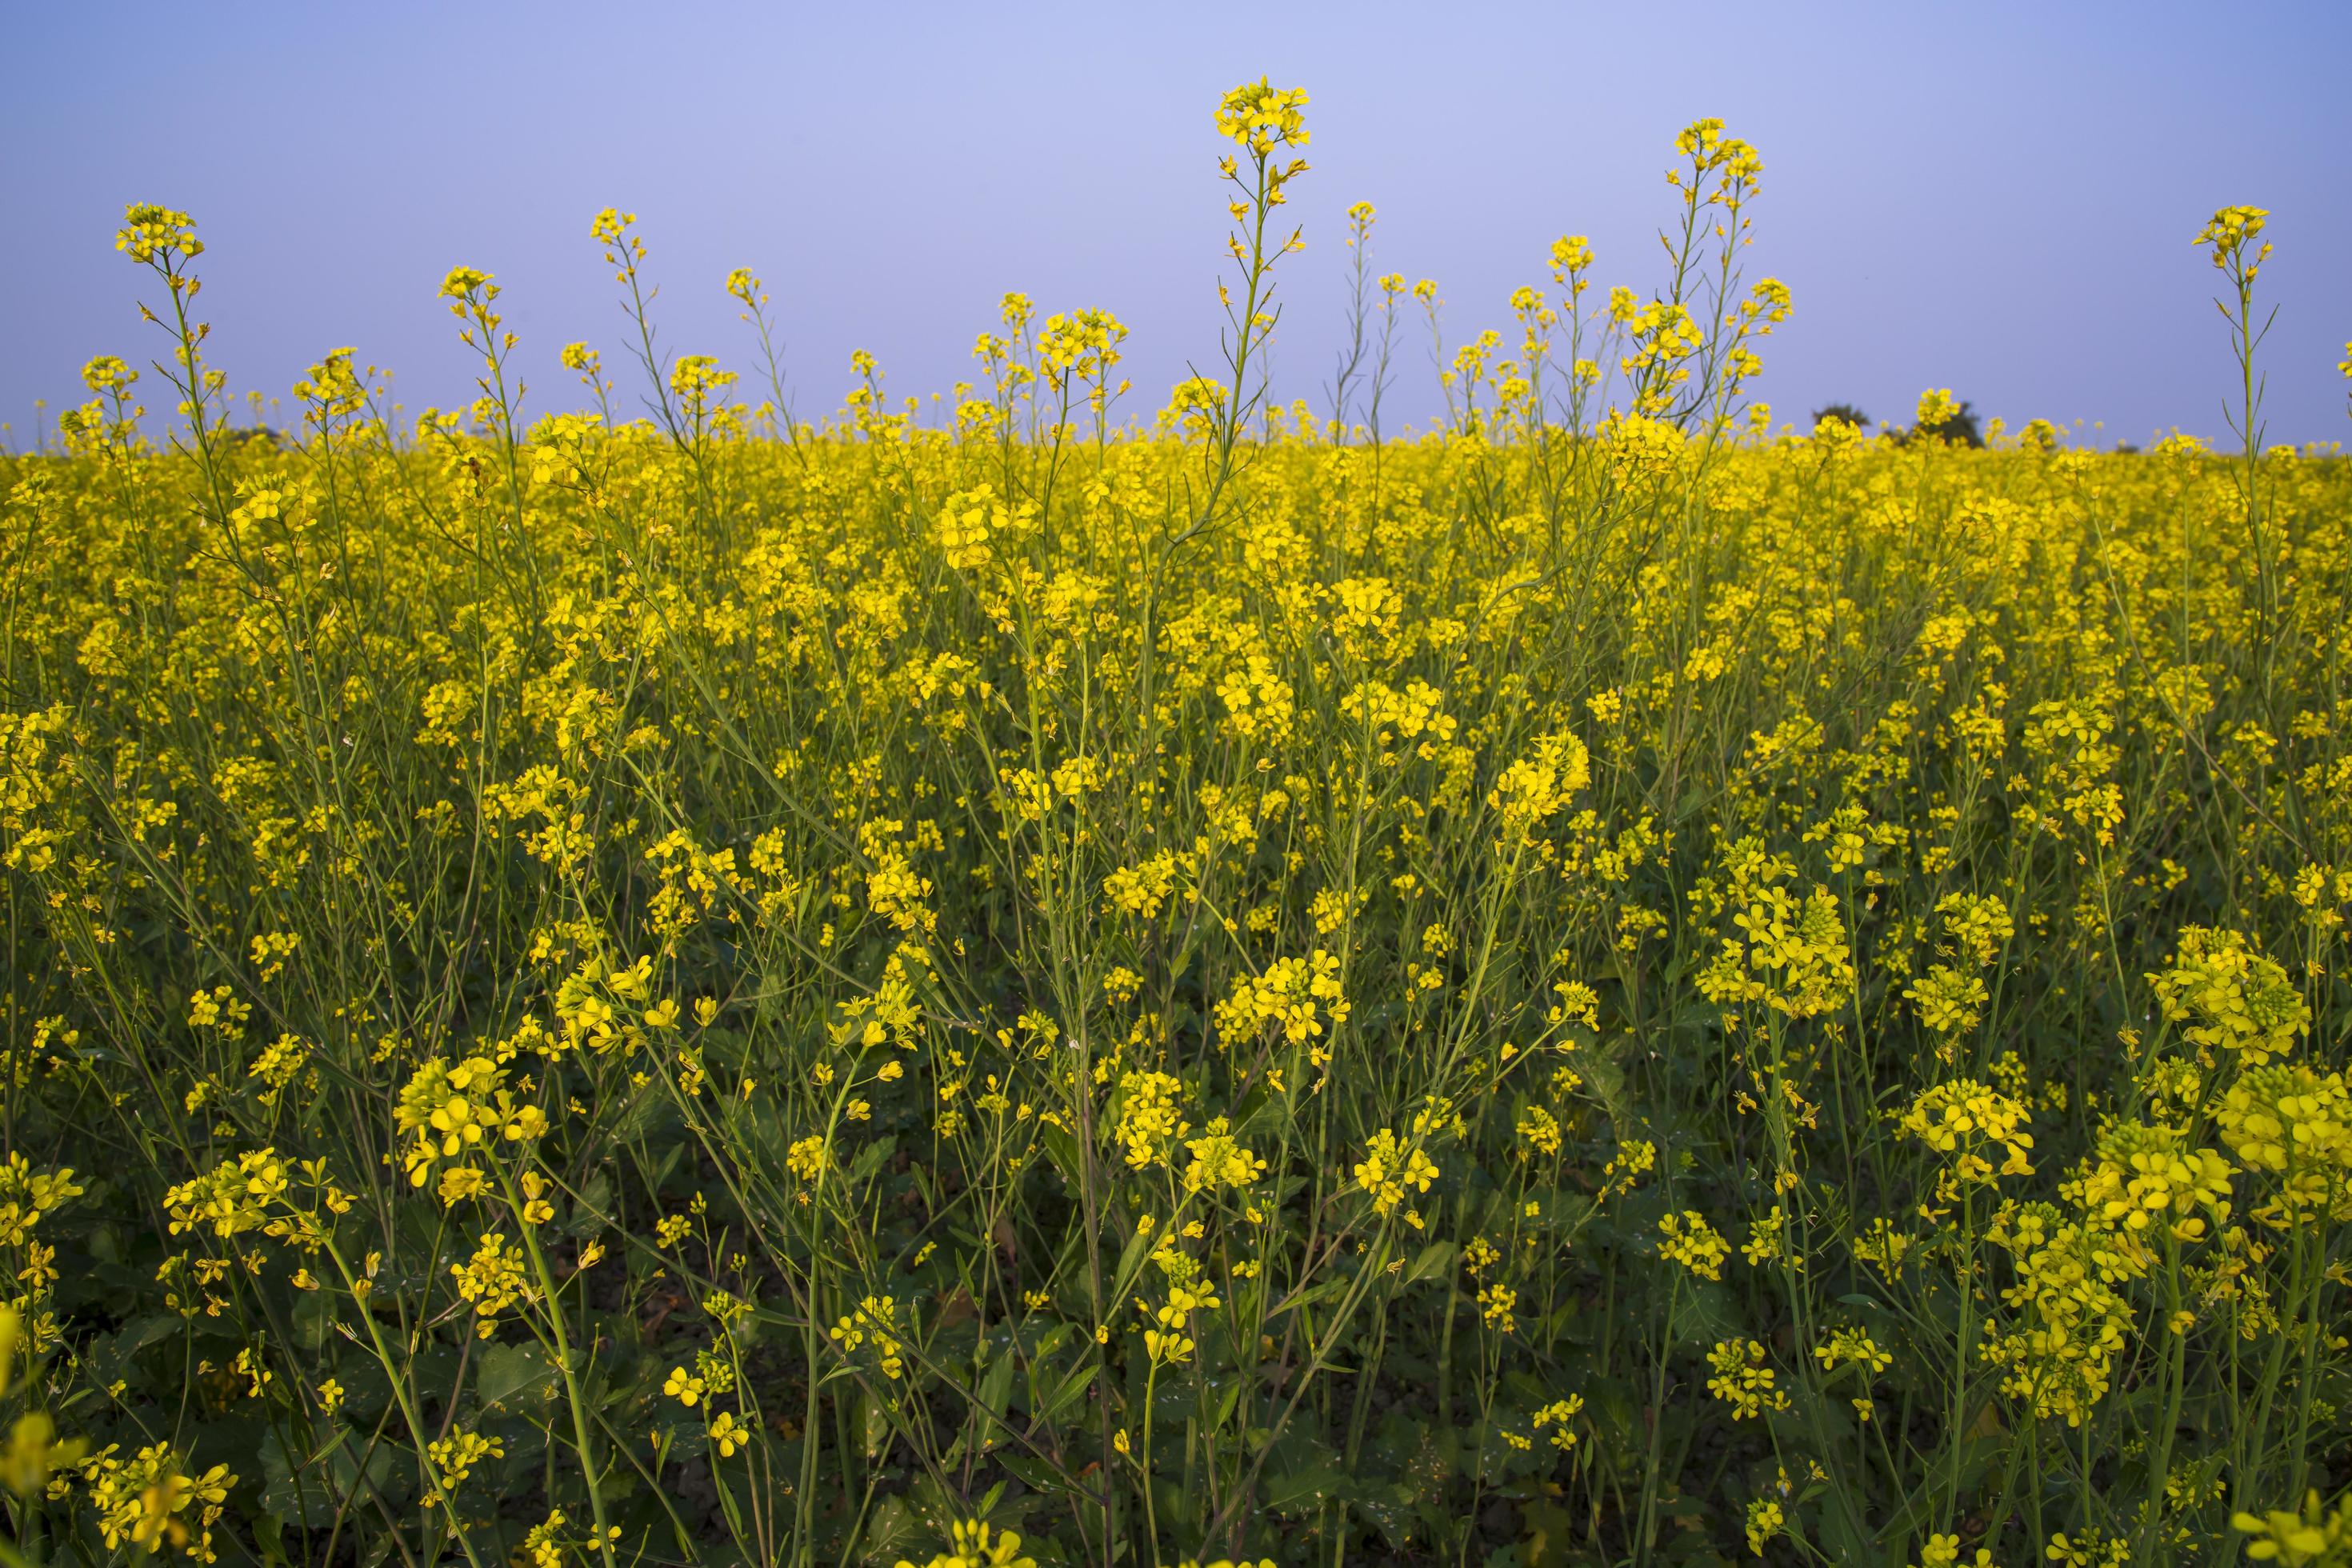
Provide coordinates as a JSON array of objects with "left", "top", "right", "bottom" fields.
[{"left": 6, "top": 0, "right": 2348, "bottom": 446}]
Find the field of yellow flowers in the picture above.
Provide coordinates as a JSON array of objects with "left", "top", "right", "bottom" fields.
[{"left": 3, "top": 81, "right": 2350, "bottom": 1568}]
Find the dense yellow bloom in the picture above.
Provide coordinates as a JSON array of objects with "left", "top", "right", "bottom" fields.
[
  {"left": 1180, "top": 1120, "right": 1266, "bottom": 1193},
  {"left": 1105, "top": 850, "right": 1182, "bottom": 918},
  {"left": 1489, "top": 731, "right": 1590, "bottom": 838},
  {"left": 1746, "top": 1497, "right": 1785, "bottom": 1556},
  {"left": 786, "top": 1134, "right": 830, "bottom": 1182},
  {"left": 394, "top": 1054, "right": 548, "bottom": 1190},
  {"left": 1902, "top": 1079, "right": 2034, "bottom": 1190},
  {"left": 80, "top": 354, "right": 138, "bottom": 395},
  {"left": 82, "top": 1443, "right": 234, "bottom": 1562},
  {"left": 2215, "top": 1063, "right": 2352, "bottom": 1222},
  {"left": 1658, "top": 1210, "right": 1730, "bottom": 1281},
  {"left": 2073, "top": 1122, "right": 2234, "bottom": 1242},
  {"left": 162, "top": 1150, "right": 288, "bottom": 1239},
  {"left": 1214, "top": 949, "right": 1349, "bottom": 1048},
  {"left": 438, "top": 264, "right": 493, "bottom": 302},
  {"left": 2149, "top": 927, "right": 2309, "bottom": 1064},
  {"left": 670, "top": 354, "right": 738, "bottom": 406},
  {"left": 1353, "top": 1129, "right": 1438, "bottom": 1218},
  {"left": 450, "top": 1231, "right": 533, "bottom": 1336},
  {"left": 707, "top": 1410, "right": 751, "bottom": 1458},
  {"left": 424, "top": 1429, "right": 502, "bottom": 1502},
  {"left": 0, "top": 1155, "right": 83, "bottom": 1249},
  {"left": 2197, "top": 204, "right": 2271, "bottom": 269},
  {"left": 830, "top": 1295, "right": 905, "bottom": 1379},
  {"left": 1698, "top": 880, "right": 1856, "bottom": 1020},
  {"left": 1705, "top": 1338, "right": 1788, "bottom": 1419},
  {"left": 1906, "top": 964, "right": 1989, "bottom": 1036},
  {"left": 1476, "top": 1281, "right": 1518, "bottom": 1332},
  {"left": 1515, "top": 1103, "right": 1562, "bottom": 1157},
  {"left": 115, "top": 202, "right": 201, "bottom": 263},
  {"left": 1213, "top": 78, "right": 1310, "bottom": 152},
  {"left": 894, "top": 1519, "right": 1036, "bottom": 1568},
  {"left": 1114, "top": 1071, "right": 1189, "bottom": 1168},
  {"left": 2236, "top": 1492, "right": 2352, "bottom": 1565},
  {"left": 1982, "top": 1203, "right": 2134, "bottom": 1426}
]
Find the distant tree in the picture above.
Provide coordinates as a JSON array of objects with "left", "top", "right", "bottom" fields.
[{"left": 1811, "top": 402, "right": 1870, "bottom": 430}]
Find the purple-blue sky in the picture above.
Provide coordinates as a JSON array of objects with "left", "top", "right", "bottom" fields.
[{"left": 6, "top": 1, "right": 2349, "bottom": 447}]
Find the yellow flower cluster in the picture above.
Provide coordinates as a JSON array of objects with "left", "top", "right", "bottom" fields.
[
  {"left": 0, "top": 1156, "right": 82, "bottom": 1250},
  {"left": 1353, "top": 1129, "right": 1439, "bottom": 1219},
  {"left": 1212, "top": 949, "right": 1349, "bottom": 1048},
  {"left": 1213, "top": 78, "right": 1310, "bottom": 152},
  {"left": 80, "top": 1442, "right": 234, "bottom": 1562},
  {"left": 2073, "top": 1122, "right": 2234, "bottom": 1242},
  {"left": 1705, "top": 1338, "right": 1789, "bottom": 1420},
  {"left": 394, "top": 1054, "right": 550, "bottom": 1196},
  {"left": 2150, "top": 927, "right": 2310, "bottom": 1065},
  {"left": 830, "top": 1294, "right": 906, "bottom": 1380},
  {"left": 1658, "top": 1210, "right": 1731, "bottom": 1281},
  {"left": 1902, "top": 1079, "right": 2035, "bottom": 1192},
  {"left": 2235, "top": 1492, "right": 2352, "bottom": 1565},
  {"left": 450, "top": 1231, "right": 533, "bottom": 1336},
  {"left": 894, "top": 1519, "right": 1038, "bottom": 1568}
]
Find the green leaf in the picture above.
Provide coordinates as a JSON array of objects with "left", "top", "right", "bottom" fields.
[
  {"left": 1263, "top": 1460, "right": 1346, "bottom": 1514},
  {"left": 566, "top": 1170, "right": 613, "bottom": 1238},
  {"left": 258, "top": 1422, "right": 394, "bottom": 1524},
  {"left": 1521, "top": 1496, "right": 1579, "bottom": 1568},
  {"left": 1669, "top": 1280, "right": 1739, "bottom": 1350},
  {"left": 1406, "top": 1240, "right": 1458, "bottom": 1283},
  {"left": 1040, "top": 1124, "right": 1082, "bottom": 1188},
  {"left": 614, "top": 1087, "right": 681, "bottom": 1142},
  {"left": 849, "top": 1134, "right": 899, "bottom": 1185},
  {"left": 91, "top": 1315, "right": 180, "bottom": 1382},
  {"left": 1268, "top": 1275, "right": 1349, "bottom": 1320},
  {"left": 858, "top": 1495, "right": 922, "bottom": 1566},
  {"left": 1348, "top": 1478, "right": 1420, "bottom": 1549},
  {"left": 1042, "top": 1359, "right": 1098, "bottom": 1422},
  {"left": 977, "top": 1347, "right": 1017, "bottom": 1420},
  {"left": 860, "top": 1390, "right": 892, "bottom": 1459},
  {"left": 1110, "top": 1223, "right": 1154, "bottom": 1303},
  {"left": 478, "top": 1341, "right": 559, "bottom": 1412},
  {"left": 995, "top": 1451, "right": 1074, "bottom": 1495},
  {"left": 1212, "top": 1374, "right": 1242, "bottom": 1431},
  {"left": 291, "top": 1290, "right": 335, "bottom": 1352}
]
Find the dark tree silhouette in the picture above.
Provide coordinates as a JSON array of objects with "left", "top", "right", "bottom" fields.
[{"left": 1811, "top": 402, "right": 1870, "bottom": 430}]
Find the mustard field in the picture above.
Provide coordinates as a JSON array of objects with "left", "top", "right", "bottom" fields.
[{"left": 3, "top": 82, "right": 2350, "bottom": 1568}]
